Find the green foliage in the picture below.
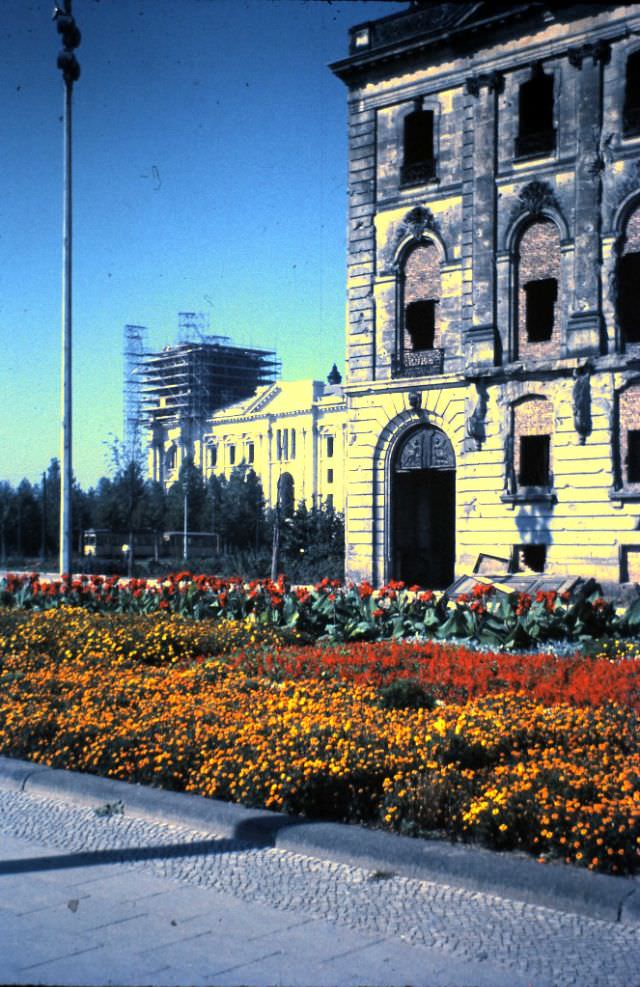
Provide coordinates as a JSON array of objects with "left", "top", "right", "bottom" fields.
[{"left": 378, "top": 678, "right": 436, "bottom": 711}]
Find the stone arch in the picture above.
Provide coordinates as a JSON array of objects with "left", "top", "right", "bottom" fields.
[
  {"left": 373, "top": 414, "right": 457, "bottom": 588},
  {"left": 612, "top": 194, "right": 640, "bottom": 347}
]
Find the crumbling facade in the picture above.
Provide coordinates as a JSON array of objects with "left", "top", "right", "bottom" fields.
[{"left": 330, "top": 0, "right": 640, "bottom": 586}]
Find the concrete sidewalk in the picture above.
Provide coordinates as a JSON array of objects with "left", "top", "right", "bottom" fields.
[{"left": 1, "top": 756, "right": 639, "bottom": 987}]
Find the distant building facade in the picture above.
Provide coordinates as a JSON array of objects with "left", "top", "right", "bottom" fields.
[
  {"left": 151, "top": 379, "right": 347, "bottom": 514},
  {"left": 328, "top": 0, "right": 640, "bottom": 586}
]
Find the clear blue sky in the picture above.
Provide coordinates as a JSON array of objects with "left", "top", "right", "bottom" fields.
[{"left": 1, "top": 0, "right": 402, "bottom": 489}]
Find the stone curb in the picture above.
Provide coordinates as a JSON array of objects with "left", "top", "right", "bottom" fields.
[{"left": 0, "top": 754, "right": 638, "bottom": 926}]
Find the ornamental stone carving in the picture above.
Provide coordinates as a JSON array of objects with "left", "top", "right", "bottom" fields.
[
  {"left": 509, "top": 180, "right": 562, "bottom": 225},
  {"left": 395, "top": 426, "right": 455, "bottom": 472}
]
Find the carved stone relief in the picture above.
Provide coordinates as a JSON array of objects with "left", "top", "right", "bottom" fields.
[{"left": 395, "top": 426, "right": 455, "bottom": 471}]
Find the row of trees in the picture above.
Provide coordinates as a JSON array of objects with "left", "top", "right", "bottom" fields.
[{"left": 0, "top": 455, "right": 344, "bottom": 581}]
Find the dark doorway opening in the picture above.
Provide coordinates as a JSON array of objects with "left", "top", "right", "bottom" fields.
[{"left": 392, "top": 468, "right": 455, "bottom": 589}]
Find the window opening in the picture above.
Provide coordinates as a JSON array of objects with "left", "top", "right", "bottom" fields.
[
  {"left": 524, "top": 278, "right": 557, "bottom": 342},
  {"left": 327, "top": 468, "right": 334, "bottom": 484},
  {"left": 401, "top": 109, "right": 435, "bottom": 185},
  {"left": 624, "top": 51, "right": 640, "bottom": 137},
  {"left": 627, "top": 430, "right": 640, "bottom": 482},
  {"left": 516, "top": 544, "right": 547, "bottom": 572},
  {"left": 208, "top": 445, "right": 217, "bottom": 468},
  {"left": 228, "top": 444, "right": 236, "bottom": 467},
  {"left": 326, "top": 494, "right": 334, "bottom": 510},
  {"left": 291, "top": 429, "right": 296, "bottom": 460},
  {"left": 617, "top": 253, "right": 640, "bottom": 343},
  {"left": 326, "top": 435, "right": 334, "bottom": 458},
  {"left": 516, "top": 68, "right": 555, "bottom": 158},
  {"left": 247, "top": 442, "right": 255, "bottom": 465},
  {"left": 519, "top": 434, "right": 550, "bottom": 486},
  {"left": 405, "top": 299, "right": 436, "bottom": 351}
]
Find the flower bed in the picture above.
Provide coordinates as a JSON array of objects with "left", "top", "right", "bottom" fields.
[
  {"left": 0, "top": 607, "right": 638, "bottom": 875},
  {"left": 3, "top": 571, "right": 640, "bottom": 647}
]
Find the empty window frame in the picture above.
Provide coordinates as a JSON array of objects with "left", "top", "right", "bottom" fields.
[
  {"left": 624, "top": 51, "right": 640, "bottom": 137},
  {"left": 208, "top": 445, "right": 217, "bottom": 469},
  {"left": 402, "top": 242, "right": 441, "bottom": 361},
  {"left": 617, "top": 251, "right": 640, "bottom": 344},
  {"left": 518, "top": 434, "right": 551, "bottom": 487},
  {"left": 401, "top": 109, "right": 435, "bottom": 186},
  {"left": 524, "top": 278, "right": 557, "bottom": 342},
  {"left": 516, "top": 220, "right": 561, "bottom": 354},
  {"left": 627, "top": 429, "right": 640, "bottom": 483},
  {"left": 515, "top": 69, "right": 555, "bottom": 158},
  {"left": 405, "top": 299, "right": 436, "bottom": 351}
]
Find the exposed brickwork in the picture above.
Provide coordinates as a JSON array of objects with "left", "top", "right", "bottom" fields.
[
  {"left": 403, "top": 243, "right": 440, "bottom": 303},
  {"left": 517, "top": 220, "right": 562, "bottom": 360},
  {"left": 619, "top": 385, "right": 640, "bottom": 484},
  {"left": 513, "top": 398, "right": 554, "bottom": 478},
  {"left": 402, "top": 243, "right": 442, "bottom": 352},
  {"left": 623, "top": 205, "right": 640, "bottom": 253}
]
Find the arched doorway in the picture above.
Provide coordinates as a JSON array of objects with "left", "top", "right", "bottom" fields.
[{"left": 391, "top": 425, "right": 455, "bottom": 589}]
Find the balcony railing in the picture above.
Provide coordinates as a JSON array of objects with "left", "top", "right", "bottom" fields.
[
  {"left": 514, "top": 129, "right": 556, "bottom": 160},
  {"left": 392, "top": 348, "right": 444, "bottom": 378},
  {"left": 400, "top": 158, "right": 436, "bottom": 187}
]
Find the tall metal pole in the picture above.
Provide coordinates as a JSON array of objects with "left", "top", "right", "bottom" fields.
[{"left": 54, "top": 2, "right": 81, "bottom": 576}]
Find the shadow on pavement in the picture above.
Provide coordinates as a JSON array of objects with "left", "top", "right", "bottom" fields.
[
  {"left": 0, "top": 813, "right": 314, "bottom": 875},
  {"left": 0, "top": 837, "right": 253, "bottom": 875}
]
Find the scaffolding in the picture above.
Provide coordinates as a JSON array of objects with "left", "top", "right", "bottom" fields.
[
  {"left": 135, "top": 315, "right": 281, "bottom": 430},
  {"left": 123, "top": 324, "right": 148, "bottom": 462}
]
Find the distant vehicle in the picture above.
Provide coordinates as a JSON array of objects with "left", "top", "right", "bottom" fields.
[
  {"left": 161, "top": 531, "right": 219, "bottom": 558},
  {"left": 83, "top": 529, "right": 219, "bottom": 560}
]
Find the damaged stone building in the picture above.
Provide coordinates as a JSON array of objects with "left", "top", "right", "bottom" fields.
[{"left": 330, "top": 0, "right": 640, "bottom": 587}]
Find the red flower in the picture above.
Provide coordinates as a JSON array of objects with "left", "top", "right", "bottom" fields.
[{"left": 359, "top": 582, "right": 374, "bottom": 599}]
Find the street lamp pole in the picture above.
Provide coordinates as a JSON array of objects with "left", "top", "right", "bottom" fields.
[{"left": 54, "top": 2, "right": 81, "bottom": 576}]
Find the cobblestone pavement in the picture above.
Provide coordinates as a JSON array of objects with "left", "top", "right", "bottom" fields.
[{"left": 1, "top": 787, "right": 639, "bottom": 987}]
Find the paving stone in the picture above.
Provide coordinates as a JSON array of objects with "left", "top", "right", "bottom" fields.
[{"left": 1, "top": 786, "right": 639, "bottom": 987}]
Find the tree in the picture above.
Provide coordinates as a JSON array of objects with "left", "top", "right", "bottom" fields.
[
  {"left": 166, "top": 459, "right": 207, "bottom": 539},
  {"left": 219, "top": 466, "right": 265, "bottom": 552},
  {"left": 106, "top": 437, "right": 148, "bottom": 576},
  {"left": 0, "top": 482, "right": 14, "bottom": 563},
  {"left": 14, "top": 479, "right": 41, "bottom": 557},
  {"left": 280, "top": 501, "right": 345, "bottom": 582}
]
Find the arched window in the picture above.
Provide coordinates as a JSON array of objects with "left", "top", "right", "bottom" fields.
[
  {"left": 401, "top": 109, "right": 435, "bottom": 186},
  {"left": 516, "top": 219, "right": 561, "bottom": 356},
  {"left": 515, "top": 66, "right": 555, "bottom": 158},
  {"left": 617, "top": 204, "right": 640, "bottom": 345},
  {"left": 401, "top": 242, "right": 441, "bottom": 372},
  {"left": 623, "top": 50, "right": 640, "bottom": 138}
]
